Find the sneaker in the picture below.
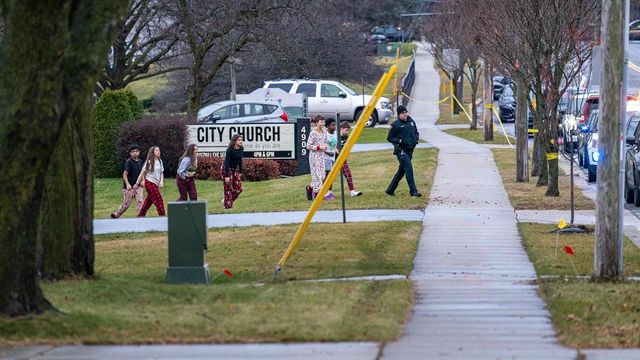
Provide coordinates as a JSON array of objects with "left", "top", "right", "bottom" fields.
[
  {"left": 324, "top": 193, "right": 336, "bottom": 200},
  {"left": 350, "top": 190, "right": 363, "bottom": 197},
  {"left": 385, "top": 189, "right": 395, "bottom": 196},
  {"left": 110, "top": 213, "right": 118, "bottom": 219},
  {"left": 305, "top": 185, "right": 313, "bottom": 201},
  {"left": 410, "top": 192, "right": 422, "bottom": 197}
]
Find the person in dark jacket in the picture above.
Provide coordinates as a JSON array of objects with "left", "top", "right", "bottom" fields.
[
  {"left": 386, "top": 105, "right": 421, "bottom": 197},
  {"left": 220, "top": 134, "right": 244, "bottom": 209}
]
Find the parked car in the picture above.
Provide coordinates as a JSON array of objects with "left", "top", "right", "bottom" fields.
[
  {"left": 493, "top": 76, "right": 511, "bottom": 101},
  {"left": 560, "top": 91, "right": 599, "bottom": 152},
  {"left": 498, "top": 84, "right": 516, "bottom": 122},
  {"left": 263, "top": 79, "right": 393, "bottom": 127},
  {"left": 577, "top": 109, "right": 599, "bottom": 182},
  {"left": 625, "top": 112, "right": 640, "bottom": 204},
  {"left": 630, "top": 19, "right": 640, "bottom": 41},
  {"left": 197, "top": 100, "right": 288, "bottom": 123},
  {"left": 372, "top": 25, "right": 407, "bottom": 42}
]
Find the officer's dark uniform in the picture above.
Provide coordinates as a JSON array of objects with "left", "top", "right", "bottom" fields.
[{"left": 386, "top": 106, "right": 421, "bottom": 197}]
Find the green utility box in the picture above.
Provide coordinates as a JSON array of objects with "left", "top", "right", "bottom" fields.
[{"left": 165, "top": 201, "right": 209, "bottom": 284}]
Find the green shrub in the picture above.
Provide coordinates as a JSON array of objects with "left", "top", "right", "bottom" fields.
[{"left": 92, "top": 89, "right": 142, "bottom": 177}]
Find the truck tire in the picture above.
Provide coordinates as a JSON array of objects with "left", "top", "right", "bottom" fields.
[
  {"left": 626, "top": 180, "right": 634, "bottom": 204},
  {"left": 355, "top": 109, "right": 378, "bottom": 128}
]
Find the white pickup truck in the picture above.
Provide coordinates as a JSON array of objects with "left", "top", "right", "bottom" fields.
[{"left": 263, "top": 79, "right": 393, "bottom": 127}]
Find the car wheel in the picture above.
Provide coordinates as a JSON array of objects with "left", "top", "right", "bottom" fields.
[
  {"left": 578, "top": 149, "right": 583, "bottom": 167},
  {"left": 626, "top": 180, "right": 634, "bottom": 204},
  {"left": 588, "top": 165, "right": 596, "bottom": 183},
  {"left": 363, "top": 110, "right": 378, "bottom": 128}
]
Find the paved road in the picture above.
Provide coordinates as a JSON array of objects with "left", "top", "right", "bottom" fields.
[{"left": 627, "top": 41, "right": 640, "bottom": 91}]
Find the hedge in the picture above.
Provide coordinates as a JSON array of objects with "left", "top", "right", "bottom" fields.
[
  {"left": 117, "top": 114, "right": 188, "bottom": 177},
  {"left": 92, "top": 89, "right": 143, "bottom": 177},
  {"left": 196, "top": 157, "right": 281, "bottom": 182}
]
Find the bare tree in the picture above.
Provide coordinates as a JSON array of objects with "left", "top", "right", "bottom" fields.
[
  {"left": 98, "top": 0, "right": 183, "bottom": 95},
  {"left": 168, "top": 0, "right": 303, "bottom": 117}
]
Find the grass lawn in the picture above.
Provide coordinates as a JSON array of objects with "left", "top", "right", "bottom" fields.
[
  {"left": 0, "top": 222, "right": 420, "bottom": 345},
  {"left": 126, "top": 74, "right": 168, "bottom": 101},
  {"left": 356, "top": 128, "right": 390, "bottom": 143},
  {"left": 95, "top": 148, "right": 438, "bottom": 219},
  {"left": 442, "top": 128, "right": 513, "bottom": 145},
  {"left": 519, "top": 223, "right": 640, "bottom": 348},
  {"left": 492, "top": 148, "right": 594, "bottom": 210},
  {"left": 435, "top": 68, "right": 484, "bottom": 125}
]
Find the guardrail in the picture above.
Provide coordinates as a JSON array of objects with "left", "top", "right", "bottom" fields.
[{"left": 400, "top": 50, "right": 416, "bottom": 106}]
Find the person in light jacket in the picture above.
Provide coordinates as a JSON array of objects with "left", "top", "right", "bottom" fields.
[{"left": 176, "top": 144, "right": 199, "bottom": 201}]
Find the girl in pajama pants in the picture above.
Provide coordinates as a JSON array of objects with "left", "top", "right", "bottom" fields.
[
  {"left": 306, "top": 116, "right": 329, "bottom": 199},
  {"left": 221, "top": 134, "right": 244, "bottom": 209},
  {"left": 176, "top": 143, "right": 199, "bottom": 201},
  {"left": 136, "top": 146, "right": 166, "bottom": 216}
]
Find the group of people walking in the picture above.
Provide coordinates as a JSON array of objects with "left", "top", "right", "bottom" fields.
[
  {"left": 111, "top": 105, "right": 420, "bottom": 219},
  {"left": 305, "top": 104, "right": 421, "bottom": 201},
  {"left": 110, "top": 134, "right": 245, "bottom": 219}
]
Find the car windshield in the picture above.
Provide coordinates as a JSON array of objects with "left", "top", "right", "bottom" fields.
[
  {"left": 336, "top": 82, "right": 358, "bottom": 96},
  {"left": 502, "top": 86, "right": 514, "bottom": 98},
  {"left": 627, "top": 114, "right": 640, "bottom": 137}
]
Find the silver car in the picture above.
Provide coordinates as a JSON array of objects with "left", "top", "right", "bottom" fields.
[{"left": 197, "top": 100, "right": 289, "bottom": 123}]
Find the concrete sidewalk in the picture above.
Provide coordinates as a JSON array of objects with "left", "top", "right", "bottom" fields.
[
  {"left": 95, "top": 209, "right": 424, "bottom": 234},
  {"left": 380, "top": 45, "right": 576, "bottom": 359}
]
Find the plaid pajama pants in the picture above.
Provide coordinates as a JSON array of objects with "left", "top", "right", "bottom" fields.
[
  {"left": 138, "top": 181, "right": 165, "bottom": 217},
  {"left": 341, "top": 162, "right": 355, "bottom": 192},
  {"left": 112, "top": 187, "right": 144, "bottom": 218},
  {"left": 176, "top": 176, "right": 197, "bottom": 201},
  {"left": 220, "top": 164, "right": 243, "bottom": 209}
]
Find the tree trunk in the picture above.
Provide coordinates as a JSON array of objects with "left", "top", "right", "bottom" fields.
[
  {"left": 515, "top": 77, "right": 529, "bottom": 182},
  {"left": 470, "top": 80, "right": 478, "bottom": 130},
  {"left": 0, "top": 0, "right": 127, "bottom": 316},
  {"left": 483, "top": 61, "right": 493, "bottom": 141},
  {"left": 595, "top": 0, "right": 625, "bottom": 280},
  {"left": 40, "top": 105, "right": 96, "bottom": 279},
  {"left": 545, "top": 106, "right": 560, "bottom": 196},
  {"left": 531, "top": 110, "right": 544, "bottom": 179}
]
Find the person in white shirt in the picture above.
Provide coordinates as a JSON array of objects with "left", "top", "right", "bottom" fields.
[{"left": 135, "top": 146, "right": 165, "bottom": 216}]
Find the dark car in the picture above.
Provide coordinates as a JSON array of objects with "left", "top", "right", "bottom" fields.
[
  {"left": 630, "top": 19, "right": 640, "bottom": 41},
  {"left": 493, "top": 76, "right": 512, "bottom": 101},
  {"left": 498, "top": 84, "right": 516, "bottom": 122},
  {"left": 624, "top": 112, "right": 640, "bottom": 205}
]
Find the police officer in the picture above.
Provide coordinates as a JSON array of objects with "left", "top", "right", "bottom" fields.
[{"left": 386, "top": 105, "right": 422, "bottom": 197}]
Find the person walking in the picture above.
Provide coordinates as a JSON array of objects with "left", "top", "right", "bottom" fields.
[
  {"left": 323, "top": 118, "right": 338, "bottom": 200},
  {"left": 339, "top": 121, "right": 362, "bottom": 197},
  {"left": 221, "top": 134, "right": 244, "bottom": 209},
  {"left": 111, "top": 144, "right": 144, "bottom": 218},
  {"left": 306, "top": 115, "right": 329, "bottom": 200},
  {"left": 176, "top": 144, "right": 199, "bottom": 201},
  {"left": 136, "top": 146, "right": 166, "bottom": 217},
  {"left": 386, "top": 105, "right": 422, "bottom": 197}
]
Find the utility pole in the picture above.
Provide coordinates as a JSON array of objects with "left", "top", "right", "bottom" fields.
[
  {"left": 595, "top": 0, "right": 628, "bottom": 280},
  {"left": 230, "top": 59, "right": 237, "bottom": 101},
  {"left": 483, "top": 61, "right": 493, "bottom": 141}
]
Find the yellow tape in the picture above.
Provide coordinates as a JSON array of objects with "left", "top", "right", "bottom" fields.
[
  {"left": 276, "top": 65, "right": 398, "bottom": 269},
  {"left": 400, "top": 92, "right": 450, "bottom": 105},
  {"left": 546, "top": 153, "right": 559, "bottom": 160},
  {"left": 450, "top": 94, "right": 473, "bottom": 123},
  {"left": 528, "top": 128, "right": 539, "bottom": 133},
  {"left": 491, "top": 107, "right": 514, "bottom": 149},
  {"left": 484, "top": 103, "right": 494, "bottom": 109}
]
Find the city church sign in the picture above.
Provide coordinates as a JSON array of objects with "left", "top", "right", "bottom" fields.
[{"left": 187, "top": 121, "right": 310, "bottom": 165}]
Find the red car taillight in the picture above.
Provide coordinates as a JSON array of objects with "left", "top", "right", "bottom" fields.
[{"left": 280, "top": 111, "right": 288, "bottom": 122}]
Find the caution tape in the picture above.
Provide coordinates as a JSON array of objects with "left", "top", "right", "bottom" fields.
[
  {"left": 450, "top": 94, "right": 473, "bottom": 123},
  {"left": 400, "top": 91, "right": 450, "bottom": 105},
  {"left": 546, "top": 153, "right": 559, "bottom": 160},
  {"left": 491, "top": 107, "right": 514, "bottom": 149},
  {"left": 528, "top": 128, "right": 539, "bottom": 134}
]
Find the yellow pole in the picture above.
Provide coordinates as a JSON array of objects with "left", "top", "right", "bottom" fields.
[{"left": 275, "top": 66, "right": 398, "bottom": 275}]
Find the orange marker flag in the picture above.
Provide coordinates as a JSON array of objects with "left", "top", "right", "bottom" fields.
[
  {"left": 563, "top": 245, "right": 575, "bottom": 256},
  {"left": 223, "top": 268, "right": 234, "bottom": 277}
]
